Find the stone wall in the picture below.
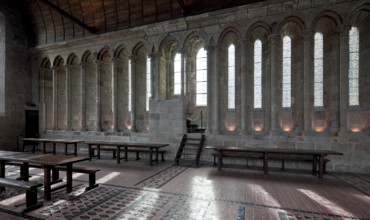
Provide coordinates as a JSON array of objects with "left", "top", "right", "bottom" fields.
[
  {"left": 0, "top": 2, "right": 32, "bottom": 150},
  {"left": 27, "top": 0, "right": 370, "bottom": 173}
]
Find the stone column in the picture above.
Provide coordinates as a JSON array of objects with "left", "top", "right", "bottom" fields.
[
  {"left": 268, "top": 34, "right": 281, "bottom": 134},
  {"left": 129, "top": 55, "right": 137, "bottom": 131},
  {"left": 80, "top": 63, "right": 86, "bottom": 131},
  {"left": 112, "top": 58, "right": 118, "bottom": 132},
  {"left": 65, "top": 65, "right": 72, "bottom": 130},
  {"left": 178, "top": 49, "right": 186, "bottom": 97},
  {"left": 151, "top": 53, "right": 160, "bottom": 101},
  {"left": 39, "top": 69, "right": 46, "bottom": 132},
  {"left": 94, "top": 60, "right": 101, "bottom": 131},
  {"left": 302, "top": 30, "right": 313, "bottom": 133},
  {"left": 206, "top": 44, "right": 220, "bottom": 134},
  {"left": 52, "top": 67, "right": 58, "bottom": 130},
  {"left": 239, "top": 39, "right": 250, "bottom": 134},
  {"left": 339, "top": 25, "right": 350, "bottom": 134}
]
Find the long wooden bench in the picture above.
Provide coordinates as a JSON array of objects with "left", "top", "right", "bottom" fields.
[
  {"left": 56, "top": 166, "right": 100, "bottom": 191},
  {"left": 211, "top": 152, "right": 330, "bottom": 173},
  {"left": 0, "top": 177, "right": 43, "bottom": 213},
  {"left": 7, "top": 162, "right": 99, "bottom": 191},
  {"left": 91, "top": 146, "right": 167, "bottom": 162}
]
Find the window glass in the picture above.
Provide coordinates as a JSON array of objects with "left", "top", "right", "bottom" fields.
[
  {"left": 349, "top": 27, "right": 359, "bottom": 106},
  {"left": 254, "top": 40, "right": 262, "bottom": 109},
  {"left": 282, "top": 36, "right": 291, "bottom": 108},
  {"left": 196, "top": 48, "right": 207, "bottom": 106},
  {"left": 228, "top": 44, "right": 235, "bottom": 109},
  {"left": 314, "top": 32, "right": 324, "bottom": 107}
]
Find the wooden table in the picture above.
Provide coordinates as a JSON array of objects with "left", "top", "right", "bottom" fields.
[
  {"left": 205, "top": 146, "right": 343, "bottom": 179},
  {"left": 0, "top": 150, "right": 88, "bottom": 200},
  {"left": 22, "top": 138, "right": 84, "bottom": 156},
  {"left": 85, "top": 141, "right": 168, "bottom": 166}
]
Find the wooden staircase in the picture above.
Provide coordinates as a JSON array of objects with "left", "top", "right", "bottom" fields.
[{"left": 175, "top": 134, "right": 205, "bottom": 167}]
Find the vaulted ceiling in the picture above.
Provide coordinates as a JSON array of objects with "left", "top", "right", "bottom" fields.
[{"left": 20, "top": 0, "right": 263, "bottom": 46}]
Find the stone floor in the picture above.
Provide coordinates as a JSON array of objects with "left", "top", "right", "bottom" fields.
[{"left": 0, "top": 154, "right": 369, "bottom": 220}]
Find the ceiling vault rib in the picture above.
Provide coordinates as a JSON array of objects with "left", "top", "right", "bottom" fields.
[{"left": 38, "top": 0, "right": 97, "bottom": 34}]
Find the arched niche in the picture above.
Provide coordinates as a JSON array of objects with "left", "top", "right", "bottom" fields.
[
  {"left": 67, "top": 53, "right": 82, "bottom": 131},
  {"left": 40, "top": 58, "right": 53, "bottom": 131},
  {"left": 53, "top": 56, "right": 67, "bottom": 130}
]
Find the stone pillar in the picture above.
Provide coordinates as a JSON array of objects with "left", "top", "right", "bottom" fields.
[
  {"left": 129, "top": 55, "right": 137, "bottom": 131},
  {"left": 239, "top": 39, "right": 250, "bottom": 134},
  {"left": 94, "top": 60, "right": 101, "bottom": 131},
  {"left": 52, "top": 67, "right": 58, "bottom": 130},
  {"left": 206, "top": 44, "right": 220, "bottom": 134},
  {"left": 80, "top": 63, "right": 86, "bottom": 131},
  {"left": 268, "top": 34, "right": 281, "bottom": 134},
  {"left": 112, "top": 58, "right": 118, "bottom": 132},
  {"left": 39, "top": 69, "right": 46, "bottom": 132},
  {"left": 151, "top": 53, "right": 160, "bottom": 101},
  {"left": 178, "top": 49, "right": 186, "bottom": 97},
  {"left": 302, "top": 30, "right": 313, "bottom": 133},
  {"left": 339, "top": 25, "right": 350, "bottom": 134},
  {"left": 65, "top": 65, "right": 72, "bottom": 130}
]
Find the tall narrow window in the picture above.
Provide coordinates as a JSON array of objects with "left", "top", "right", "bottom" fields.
[
  {"left": 128, "top": 59, "right": 132, "bottom": 112},
  {"left": 228, "top": 44, "right": 235, "bottom": 109},
  {"left": 0, "top": 14, "right": 5, "bottom": 115},
  {"left": 174, "top": 53, "right": 182, "bottom": 95},
  {"left": 254, "top": 40, "right": 262, "bottom": 109},
  {"left": 314, "top": 32, "right": 324, "bottom": 107},
  {"left": 196, "top": 48, "right": 207, "bottom": 106},
  {"left": 282, "top": 36, "right": 292, "bottom": 108},
  {"left": 146, "top": 56, "right": 151, "bottom": 111},
  {"left": 349, "top": 26, "right": 359, "bottom": 106}
]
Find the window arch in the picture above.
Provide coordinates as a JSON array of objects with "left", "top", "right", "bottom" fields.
[
  {"left": 254, "top": 39, "right": 262, "bottom": 109},
  {"left": 349, "top": 26, "right": 359, "bottom": 106},
  {"left": 173, "top": 53, "right": 182, "bottom": 95},
  {"left": 146, "top": 55, "right": 151, "bottom": 111},
  {"left": 196, "top": 48, "right": 207, "bottom": 106},
  {"left": 282, "top": 36, "right": 292, "bottom": 108},
  {"left": 314, "top": 32, "right": 324, "bottom": 107},
  {"left": 228, "top": 44, "right": 235, "bottom": 109}
]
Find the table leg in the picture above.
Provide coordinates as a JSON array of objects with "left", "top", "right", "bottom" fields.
[
  {"left": 51, "top": 167, "right": 60, "bottom": 183},
  {"left": 117, "top": 146, "right": 121, "bottom": 164},
  {"left": 312, "top": 155, "right": 317, "bottom": 175},
  {"left": 319, "top": 155, "right": 324, "bottom": 179},
  {"left": 53, "top": 143, "right": 56, "bottom": 155},
  {"left": 218, "top": 150, "right": 223, "bottom": 171},
  {"left": 124, "top": 146, "right": 128, "bottom": 162},
  {"left": 97, "top": 145, "right": 101, "bottom": 159},
  {"left": 43, "top": 142, "right": 46, "bottom": 154},
  {"left": 20, "top": 162, "right": 29, "bottom": 181},
  {"left": 149, "top": 148, "right": 153, "bottom": 166},
  {"left": 74, "top": 143, "right": 77, "bottom": 156},
  {"left": 64, "top": 143, "right": 68, "bottom": 155},
  {"left": 44, "top": 166, "right": 52, "bottom": 200},
  {"left": 66, "top": 164, "right": 73, "bottom": 193},
  {"left": 88, "top": 144, "right": 92, "bottom": 161},
  {"left": 263, "top": 153, "right": 268, "bottom": 175},
  {"left": 0, "top": 161, "right": 5, "bottom": 192},
  {"left": 155, "top": 148, "right": 159, "bottom": 164}
]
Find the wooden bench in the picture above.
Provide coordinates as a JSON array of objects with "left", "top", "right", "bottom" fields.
[
  {"left": 7, "top": 162, "right": 99, "bottom": 191},
  {"left": 0, "top": 177, "right": 43, "bottom": 213},
  {"left": 211, "top": 152, "right": 330, "bottom": 173},
  {"left": 91, "top": 146, "right": 167, "bottom": 162},
  {"left": 56, "top": 166, "right": 100, "bottom": 191}
]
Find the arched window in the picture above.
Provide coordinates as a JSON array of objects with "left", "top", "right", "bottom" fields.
[
  {"left": 128, "top": 59, "right": 132, "bottom": 112},
  {"left": 349, "top": 26, "right": 359, "bottom": 106},
  {"left": 282, "top": 36, "right": 292, "bottom": 108},
  {"left": 314, "top": 32, "right": 324, "bottom": 107},
  {"left": 254, "top": 40, "right": 262, "bottom": 109},
  {"left": 146, "top": 56, "right": 151, "bottom": 111},
  {"left": 173, "top": 53, "right": 182, "bottom": 95},
  {"left": 228, "top": 44, "right": 235, "bottom": 109},
  {"left": 196, "top": 48, "right": 207, "bottom": 106}
]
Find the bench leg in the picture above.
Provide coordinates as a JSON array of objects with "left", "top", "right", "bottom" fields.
[
  {"left": 23, "top": 189, "right": 43, "bottom": 213},
  {"left": 281, "top": 160, "right": 285, "bottom": 170},
  {"left": 135, "top": 151, "right": 140, "bottom": 160},
  {"left": 85, "top": 172, "right": 99, "bottom": 191},
  {"left": 161, "top": 152, "right": 165, "bottom": 162}
]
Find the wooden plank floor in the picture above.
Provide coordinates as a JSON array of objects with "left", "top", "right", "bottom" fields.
[{"left": 0, "top": 154, "right": 369, "bottom": 219}]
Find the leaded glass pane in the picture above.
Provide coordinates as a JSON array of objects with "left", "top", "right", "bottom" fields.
[{"left": 348, "top": 26, "right": 359, "bottom": 106}]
